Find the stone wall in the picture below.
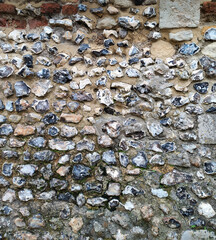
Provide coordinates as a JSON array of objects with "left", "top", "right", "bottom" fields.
[{"left": 0, "top": 0, "right": 216, "bottom": 239}]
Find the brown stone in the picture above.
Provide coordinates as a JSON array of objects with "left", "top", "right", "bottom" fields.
[
  {"left": 141, "top": 205, "right": 154, "bottom": 221},
  {"left": 14, "top": 124, "right": 35, "bottom": 136},
  {"left": 62, "top": 4, "right": 78, "bottom": 15},
  {"left": 56, "top": 166, "right": 70, "bottom": 176},
  {"left": 9, "top": 19, "right": 27, "bottom": 29},
  {"left": 60, "top": 113, "right": 83, "bottom": 123},
  {"left": 80, "top": 126, "right": 96, "bottom": 135},
  {"left": 202, "top": 2, "right": 216, "bottom": 15},
  {"left": 69, "top": 216, "right": 83, "bottom": 233},
  {"left": 28, "top": 17, "right": 48, "bottom": 29},
  {"left": 0, "top": 3, "right": 16, "bottom": 14},
  {"left": 41, "top": 3, "right": 61, "bottom": 14}
]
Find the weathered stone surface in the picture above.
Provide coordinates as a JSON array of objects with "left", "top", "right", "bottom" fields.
[
  {"left": 97, "top": 17, "right": 117, "bottom": 29},
  {"left": 32, "top": 80, "right": 53, "bottom": 97},
  {"left": 181, "top": 230, "right": 216, "bottom": 240},
  {"left": 159, "top": 0, "right": 200, "bottom": 29},
  {"left": 169, "top": 30, "right": 193, "bottom": 42},
  {"left": 151, "top": 40, "right": 175, "bottom": 60},
  {"left": 198, "top": 115, "right": 216, "bottom": 144}
]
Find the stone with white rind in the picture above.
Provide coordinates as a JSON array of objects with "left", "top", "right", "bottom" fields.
[{"left": 198, "top": 202, "right": 216, "bottom": 219}]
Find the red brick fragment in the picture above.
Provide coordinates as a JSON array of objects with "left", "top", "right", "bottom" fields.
[
  {"left": 29, "top": 16, "right": 48, "bottom": 29},
  {"left": 9, "top": 19, "right": 27, "bottom": 29},
  {"left": 62, "top": 4, "right": 78, "bottom": 15},
  {"left": 0, "top": 3, "right": 16, "bottom": 14},
  {"left": 202, "top": 2, "right": 216, "bottom": 14},
  {"left": 41, "top": 3, "right": 61, "bottom": 14},
  {"left": 0, "top": 18, "right": 7, "bottom": 27}
]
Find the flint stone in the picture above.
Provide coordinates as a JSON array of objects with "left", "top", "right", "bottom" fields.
[
  {"left": 32, "top": 80, "right": 53, "bottom": 97},
  {"left": 28, "top": 137, "right": 46, "bottom": 148},
  {"left": 31, "top": 42, "right": 43, "bottom": 54},
  {"left": 23, "top": 54, "right": 33, "bottom": 68},
  {"left": 0, "top": 124, "right": 13, "bottom": 136},
  {"left": 48, "top": 138, "right": 75, "bottom": 151},
  {"left": 0, "top": 177, "right": 9, "bottom": 187},
  {"left": 0, "top": 115, "right": 6, "bottom": 123},
  {"left": 72, "top": 164, "right": 91, "bottom": 180},
  {"left": 204, "top": 28, "right": 216, "bottom": 41},
  {"left": 179, "top": 43, "right": 200, "bottom": 55},
  {"left": 0, "top": 66, "right": 13, "bottom": 78},
  {"left": 106, "top": 183, "right": 121, "bottom": 196},
  {"left": 151, "top": 188, "right": 168, "bottom": 198},
  {"left": 28, "top": 214, "right": 45, "bottom": 229},
  {"left": 18, "top": 189, "right": 34, "bottom": 201},
  {"left": 102, "top": 150, "right": 116, "bottom": 165},
  {"left": 0, "top": 100, "right": 5, "bottom": 111},
  {"left": 50, "top": 178, "right": 68, "bottom": 190},
  {"left": 15, "top": 99, "right": 30, "bottom": 112},
  {"left": 87, "top": 197, "right": 107, "bottom": 206},
  {"left": 2, "top": 81, "right": 13, "bottom": 97},
  {"left": 9, "top": 138, "right": 25, "bottom": 148},
  {"left": 191, "top": 182, "right": 212, "bottom": 198},
  {"left": 86, "top": 152, "right": 101, "bottom": 166},
  {"left": 198, "top": 202, "right": 216, "bottom": 219},
  {"left": 13, "top": 177, "right": 25, "bottom": 187},
  {"left": 204, "top": 161, "right": 216, "bottom": 175},
  {"left": 118, "top": 16, "right": 140, "bottom": 30},
  {"left": 31, "top": 99, "right": 49, "bottom": 113},
  {"left": 76, "top": 139, "right": 95, "bottom": 151},
  {"left": 119, "top": 152, "right": 129, "bottom": 167},
  {"left": 0, "top": 138, "right": 7, "bottom": 147},
  {"left": 48, "top": 126, "right": 59, "bottom": 136},
  {"left": 159, "top": 0, "right": 200, "bottom": 29},
  {"left": 42, "top": 113, "right": 58, "bottom": 125},
  {"left": 132, "top": 151, "right": 148, "bottom": 168},
  {"left": 71, "top": 91, "right": 93, "bottom": 102},
  {"left": 161, "top": 170, "right": 192, "bottom": 186},
  {"left": 199, "top": 56, "right": 216, "bottom": 78},
  {"left": 61, "top": 125, "right": 78, "bottom": 138},
  {"left": 53, "top": 69, "right": 72, "bottom": 84},
  {"left": 198, "top": 115, "right": 216, "bottom": 144},
  {"left": 17, "top": 164, "right": 38, "bottom": 176},
  {"left": 33, "top": 150, "right": 55, "bottom": 161},
  {"left": 2, "top": 163, "right": 13, "bottom": 177},
  {"left": 14, "top": 81, "right": 31, "bottom": 97}
]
